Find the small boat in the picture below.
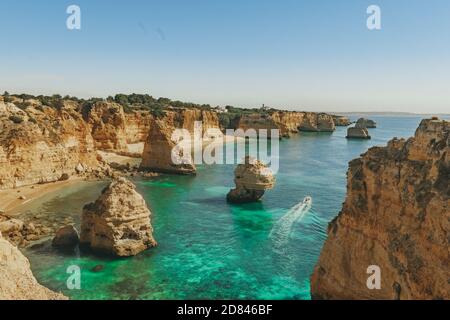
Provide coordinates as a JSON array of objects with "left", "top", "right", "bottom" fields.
[{"left": 303, "top": 196, "right": 312, "bottom": 206}]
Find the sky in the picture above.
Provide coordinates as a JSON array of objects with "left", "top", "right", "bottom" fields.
[{"left": 0, "top": 0, "right": 449, "bottom": 113}]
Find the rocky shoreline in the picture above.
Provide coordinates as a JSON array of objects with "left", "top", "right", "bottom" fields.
[
  {"left": 2, "top": 93, "right": 447, "bottom": 300},
  {"left": 0, "top": 93, "right": 350, "bottom": 299},
  {"left": 311, "top": 118, "right": 449, "bottom": 299}
]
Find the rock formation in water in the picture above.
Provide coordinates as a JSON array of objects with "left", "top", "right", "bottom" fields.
[
  {"left": 52, "top": 225, "right": 80, "bottom": 249},
  {"left": 80, "top": 177, "right": 156, "bottom": 257},
  {"left": 311, "top": 118, "right": 449, "bottom": 300},
  {"left": 227, "top": 157, "right": 275, "bottom": 203},
  {"left": 0, "top": 231, "right": 67, "bottom": 300},
  {"left": 346, "top": 127, "right": 371, "bottom": 139},
  {"left": 332, "top": 115, "right": 352, "bottom": 126},
  {"left": 356, "top": 118, "right": 377, "bottom": 128}
]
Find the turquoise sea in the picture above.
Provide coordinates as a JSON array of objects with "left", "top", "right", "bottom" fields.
[{"left": 20, "top": 115, "right": 443, "bottom": 300}]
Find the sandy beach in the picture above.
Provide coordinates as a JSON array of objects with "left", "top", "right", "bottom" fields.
[{"left": 0, "top": 178, "right": 87, "bottom": 216}]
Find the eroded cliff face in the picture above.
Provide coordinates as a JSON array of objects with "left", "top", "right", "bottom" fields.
[
  {"left": 140, "top": 117, "right": 196, "bottom": 175},
  {"left": 0, "top": 99, "right": 98, "bottom": 189},
  {"left": 0, "top": 231, "right": 67, "bottom": 300},
  {"left": 298, "top": 112, "right": 336, "bottom": 132},
  {"left": 87, "top": 102, "right": 129, "bottom": 152},
  {"left": 311, "top": 118, "right": 449, "bottom": 300},
  {"left": 237, "top": 111, "right": 336, "bottom": 137},
  {"left": 124, "top": 111, "right": 153, "bottom": 144},
  {"left": 140, "top": 109, "right": 220, "bottom": 174},
  {"left": 162, "top": 109, "right": 220, "bottom": 135}
]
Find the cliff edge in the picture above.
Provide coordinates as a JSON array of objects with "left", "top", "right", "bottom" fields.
[
  {"left": 311, "top": 118, "right": 449, "bottom": 300},
  {"left": 0, "top": 232, "right": 67, "bottom": 300}
]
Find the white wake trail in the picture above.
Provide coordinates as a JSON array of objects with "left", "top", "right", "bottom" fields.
[{"left": 270, "top": 197, "right": 312, "bottom": 250}]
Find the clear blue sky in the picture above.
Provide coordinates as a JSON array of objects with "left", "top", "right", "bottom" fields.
[{"left": 0, "top": 0, "right": 449, "bottom": 113}]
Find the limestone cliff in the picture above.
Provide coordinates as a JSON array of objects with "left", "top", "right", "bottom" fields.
[
  {"left": 140, "top": 109, "right": 220, "bottom": 174},
  {"left": 237, "top": 114, "right": 280, "bottom": 136},
  {"left": 311, "top": 118, "right": 449, "bottom": 300},
  {"left": 0, "top": 232, "right": 67, "bottom": 300},
  {"left": 80, "top": 177, "right": 156, "bottom": 257},
  {"left": 124, "top": 111, "right": 153, "bottom": 144},
  {"left": 332, "top": 115, "right": 352, "bottom": 126},
  {"left": 87, "top": 101, "right": 128, "bottom": 152},
  {"left": 163, "top": 108, "right": 220, "bottom": 135},
  {"left": 237, "top": 111, "right": 336, "bottom": 137},
  {"left": 0, "top": 99, "right": 98, "bottom": 190},
  {"left": 298, "top": 112, "right": 336, "bottom": 132},
  {"left": 140, "top": 117, "right": 197, "bottom": 174}
]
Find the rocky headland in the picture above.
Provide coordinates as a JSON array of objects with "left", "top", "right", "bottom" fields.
[
  {"left": 311, "top": 118, "right": 449, "bottom": 299},
  {"left": 236, "top": 111, "right": 337, "bottom": 138},
  {"left": 0, "top": 231, "right": 67, "bottom": 300},
  {"left": 0, "top": 92, "right": 350, "bottom": 299}
]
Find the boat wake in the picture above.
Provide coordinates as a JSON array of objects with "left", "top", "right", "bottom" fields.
[{"left": 270, "top": 196, "right": 312, "bottom": 250}]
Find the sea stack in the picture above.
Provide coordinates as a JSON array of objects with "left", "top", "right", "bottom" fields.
[
  {"left": 52, "top": 225, "right": 80, "bottom": 249},
  {"left": 80, "top": 177, "right": 157, "bottom": 257},
  {"left": 311, "top": 118, "right": 450, "bottom": 300},
  {"left": 227, "top": 157, "right": 275, "bottom": 203},
  {"left": 346, "top": 118, "right": 374, "bottom": 139},
  {"left": 140, "top": 118, "right": 196, "bottom": 175},
  {"left": 346, "top": 127, "right": 371, "bottom": 139},
  {"left": 355, "top": 118, "right": 377, "bottom": 128}
]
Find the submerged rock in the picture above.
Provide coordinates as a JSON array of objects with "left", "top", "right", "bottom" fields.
[
  {"left": 80, "top": 177, "right": 157, "bottom": 257},
  {"left": 227, "top": 157, "right": 275, "bottom": 203},
  {"left": 346, "top": 127, "right": 371, "bottom": 139},
  {"left": 91, "top": 265, "right": 105, "bottom": 272},
  {"left": 52, "top": 225, "right": 80, "bottom": 249},
  {"left": 0, "top": 232, "right": 67, "bottom": 300},
  {"left": 311, "top": 118, "right": 449, "bottom": 300}
]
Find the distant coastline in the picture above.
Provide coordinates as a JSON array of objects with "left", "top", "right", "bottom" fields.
[{"left": 329, "top": 111, "right": 450, "bottom": 117}]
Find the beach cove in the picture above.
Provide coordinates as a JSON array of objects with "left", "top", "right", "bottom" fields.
[{"left": 12, "top": 115, "right": 434, "bottom": 300}]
